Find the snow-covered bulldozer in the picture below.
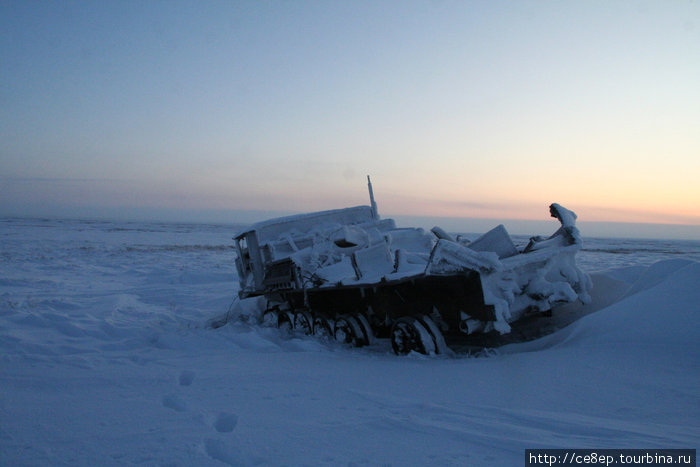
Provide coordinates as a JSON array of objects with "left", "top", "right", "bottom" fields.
[{"left": 232, "top": 177, "right": 591, "bottom": 355}]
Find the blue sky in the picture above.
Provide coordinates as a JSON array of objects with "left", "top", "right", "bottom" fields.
[{"left": 1, "top": 1, "right": 699, "bottom": 239}]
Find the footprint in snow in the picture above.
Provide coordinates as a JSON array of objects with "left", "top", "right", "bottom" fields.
[
  {"left": 213, "top": 412, "right": 238, "bottom": 433},
  {"left": 203, "top": 438, "right": 244, "bottom": 466},
  {"left": 162, "top": 394, "right": 187, "bottom": 412},
  {"left": 178, "top": 370, "right": 196, "bottom": 386}
]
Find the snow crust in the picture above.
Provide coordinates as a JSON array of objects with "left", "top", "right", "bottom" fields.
[{"left": 1, "top": 218, "right": 698, "bottom": 465}]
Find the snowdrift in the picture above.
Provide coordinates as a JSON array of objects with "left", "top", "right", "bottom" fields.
[{"left": 502, "top": 259, "right": 700, "bottom": 355}]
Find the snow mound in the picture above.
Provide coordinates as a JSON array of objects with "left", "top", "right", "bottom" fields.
[
  {"left": 504, "top": 260, "right": 700, "bottom": 356},
  {"left": 621, "top": 258, "right": 696, "bottom": 299}
]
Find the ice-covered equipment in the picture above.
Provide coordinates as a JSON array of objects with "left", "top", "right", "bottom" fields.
[{"left": 232, "top": 177, "right": 592, "bottom": 355}]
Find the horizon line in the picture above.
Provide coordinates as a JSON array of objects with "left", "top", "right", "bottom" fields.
[{"left": 2, "top": 208, "right": 699, "bottom": 241}]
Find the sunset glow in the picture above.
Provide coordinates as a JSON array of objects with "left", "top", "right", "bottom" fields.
[{"left": 1, "top": 1, "right": 699, "bottom": 238}]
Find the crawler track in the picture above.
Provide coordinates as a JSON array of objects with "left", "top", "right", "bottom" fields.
[{"left": 256, "top": 303, "right": 563, "bottom": 356}]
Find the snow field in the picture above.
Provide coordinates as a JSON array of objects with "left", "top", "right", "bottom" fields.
[{"left": 0, "top": 219, "right": 698, "bottom": 465}]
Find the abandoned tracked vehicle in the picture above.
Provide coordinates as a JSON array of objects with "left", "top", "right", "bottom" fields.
[{"left": 232, "top": 177, "right": 592, "bottom": 355}]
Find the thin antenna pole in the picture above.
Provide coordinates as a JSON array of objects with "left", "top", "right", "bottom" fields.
[{"left": 367, "top": 175, "right": 378, "bottom": 219}]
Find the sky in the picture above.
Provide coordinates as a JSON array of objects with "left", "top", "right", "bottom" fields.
[{"left": 1, "top": 1, "right": 699, "bottom": 239}]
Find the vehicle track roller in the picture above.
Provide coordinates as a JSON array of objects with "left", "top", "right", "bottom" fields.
[
  {"left": 312, "top": 313, "right": 333, "bottom": 338},
  {"left": 277, "top": 310, "right": 294, "bottom": 334},
  {"left": 261, "top": 308, "right": 280, "bottom": 327},
  {"left": 355, "top": 313, "right": 375, "bottom": 345},
  {"left": 293, "top": 310, "right": 314, "bottom": 335},
  {"left": 417, "top": 314, "right": 449, "bottom": 355},
  {"left": 333, "top": 315, "right": 370, "bottom": 347},
  {"left": 390, "top": 316, "right": 436, "bottom": 355}
]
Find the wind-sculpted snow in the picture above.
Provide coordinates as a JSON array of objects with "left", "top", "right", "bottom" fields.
[
  {"left": 500, "top": 260, "right": 700, "bottom": 354},
  {"left": 0, "top": 218, "right": 698, "bottom": 465}
]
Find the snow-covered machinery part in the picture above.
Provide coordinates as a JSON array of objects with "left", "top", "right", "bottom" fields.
[{"left": 231, "top": 179, "right": 592, "bottom": 355}]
